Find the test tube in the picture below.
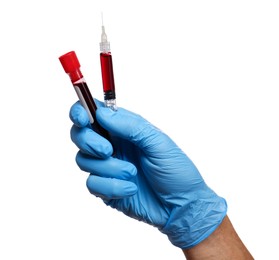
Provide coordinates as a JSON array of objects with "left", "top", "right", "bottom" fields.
[{"left": 59, "top": 51, "right": 111, "bottom": 141}]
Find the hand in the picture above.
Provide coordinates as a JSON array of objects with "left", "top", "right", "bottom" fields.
[{"left": 69, "top": 100, "right": 227, "bottom": 249}]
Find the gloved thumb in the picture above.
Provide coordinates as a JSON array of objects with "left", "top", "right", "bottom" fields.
[{"left": 96, "top": 107, "right": 175, "bottom": 154}]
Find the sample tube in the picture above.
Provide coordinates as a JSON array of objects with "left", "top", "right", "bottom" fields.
[
  {"left": 59, "top": 51, "right": 111, "bottom": 141},
  {"left": 100, "top": 22, "right": 117, "bottom": 111}
]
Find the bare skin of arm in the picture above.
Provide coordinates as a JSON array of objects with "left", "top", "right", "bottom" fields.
[{"left": 183, "top": 216, "right": 254, "bottom": 260}]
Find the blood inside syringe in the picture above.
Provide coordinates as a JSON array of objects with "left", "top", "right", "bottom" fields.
[{"left": 100, "top": 52, "right": 115, "bottom": 100}]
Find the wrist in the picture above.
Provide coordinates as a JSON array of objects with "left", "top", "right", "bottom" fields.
[
  {"left": 159, "top": 188, "right": 227, "bottom": 249},
  {"left": 183, "top": 216, "right": 254, "bottom": 259}
]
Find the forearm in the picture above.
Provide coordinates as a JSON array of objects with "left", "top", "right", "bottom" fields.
[{"left": 182, "top": 216, "right": 253, "bottom": 260}]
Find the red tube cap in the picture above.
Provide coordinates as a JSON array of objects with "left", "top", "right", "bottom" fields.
[
  {"left": 59, "top": 51, "right": 83, "bottom": 82},
  {"left": 59, "top": 51, "right": 80, "bottom": 73}
]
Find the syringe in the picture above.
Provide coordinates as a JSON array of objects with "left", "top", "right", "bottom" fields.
[{"left": 99, "top": 17, "right": 117, "bottom": 111}]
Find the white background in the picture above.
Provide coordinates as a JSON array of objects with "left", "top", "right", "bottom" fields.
[{"left": 0, "top": 0, "right": 278, "bottom": 259}]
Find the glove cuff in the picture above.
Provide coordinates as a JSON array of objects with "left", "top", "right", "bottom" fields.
[{"left": 159, "top": 192, "right": 227, "bottom": 249}]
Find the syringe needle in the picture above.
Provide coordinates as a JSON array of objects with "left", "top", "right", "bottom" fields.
[{"left": 101, "top": 12, "right": 104, "bottom": 26}]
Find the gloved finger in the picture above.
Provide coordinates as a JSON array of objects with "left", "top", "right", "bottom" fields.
[
  {"left": 86, "top": 174, "right": 138, "bottom": 200},
  {"left": 69, "top": 99, "right": 105, "bottom": 127},
  {"left": 69, "top": 101, "right": 90, "bottom": 127},
  {"left": 71, "top": 125, "right": 113, "bottom": 158},
  {"left": 76, "top": 151, "right": 137, "bottom": 180},
  {"left": 96, "top": 107, "right": 175, "bottom": 155}
]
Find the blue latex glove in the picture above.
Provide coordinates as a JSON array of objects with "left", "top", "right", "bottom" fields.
[{"left": 69, "top": 100, "right": 227, "bottom": 249}]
